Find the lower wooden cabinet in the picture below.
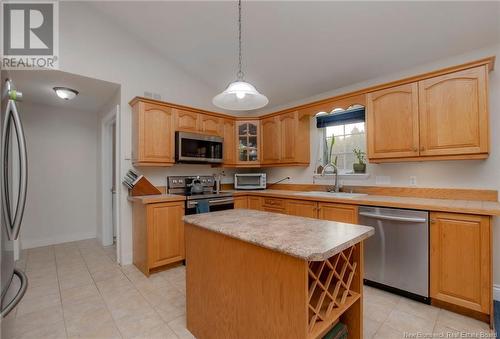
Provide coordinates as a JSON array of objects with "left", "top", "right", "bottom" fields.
[
  {"left": 233, "top": 196, "right": 248, "bottom": 209},
  {"left": 238, "top": 193, "right": 493, "bottom": 322},
  {"left": 318, "top": 202, "right": 358, "bottom": 224},
  {"left": 248, "top": 196, "right": 262, "bottom": 210},
  {"left": 430, "top": 212, "right": 491, "bottom": 315},
  {"left": 286, "top": 200, "right": 318, "bottom": 218},
  {"left": 132, "top": 201, "right": 185, "bottom": 276}
]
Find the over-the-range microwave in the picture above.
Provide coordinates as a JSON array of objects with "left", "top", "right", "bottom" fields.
[
  {"left": 175, "top": 131, "right": 223, "bottom": 164},
  {"left": 234, "top": 173, "right": 266, "bottom": 190}
]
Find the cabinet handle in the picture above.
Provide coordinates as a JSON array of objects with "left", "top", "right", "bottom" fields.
[
  {"left": 420, "top": 146, "right": 425, "bottom": 151},
  {"left": 413, "top": 147, "right": 418, "bottom": 152}
]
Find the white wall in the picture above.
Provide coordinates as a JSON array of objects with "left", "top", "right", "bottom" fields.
[
  {"left": 58, "top": 2, "right": 231, "bottom": 265},
  {"left": 20, "top": 102, "right": 98, "bottom": 248},
  {"left": 264, "top": 44, "right": 500, "bottom": 292}
]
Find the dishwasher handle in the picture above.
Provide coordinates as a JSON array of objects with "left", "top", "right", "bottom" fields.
[{"left": 359, "top": 211, "right": 427, "bottom": 223}]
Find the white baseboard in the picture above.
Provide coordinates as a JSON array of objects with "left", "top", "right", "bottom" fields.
[
  {"left": 21, "top": 232, "right": 97, "bottom": 249},
  {"left": 494, "top": 284, "right": 500, "bottom": 301}
]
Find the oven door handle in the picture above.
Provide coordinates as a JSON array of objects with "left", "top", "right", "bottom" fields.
[
  {"left": 208, "top": 198, "right": 234, "bottom": 205},
  {"left": 187, "top": 197, "right": 234, "bottom": 208}
]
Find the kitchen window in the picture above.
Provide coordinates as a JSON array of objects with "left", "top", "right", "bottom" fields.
[{"left": 315, "top": 105, "right": 366, "bottom": 175}]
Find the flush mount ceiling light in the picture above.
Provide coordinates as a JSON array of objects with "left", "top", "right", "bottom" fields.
[
  {"left": 212, "top": 0, "right": 268, "bottom": 111},
  {"left": 53, "top": 87, "right": 79, "bottom": 100}
]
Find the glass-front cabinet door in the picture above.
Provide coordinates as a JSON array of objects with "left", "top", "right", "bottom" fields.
[{"left": 236, "top": 121, "right": 260, "bottom": 164}]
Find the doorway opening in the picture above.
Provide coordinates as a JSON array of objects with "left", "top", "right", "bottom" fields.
[{"left": 101, "top": 104, "right": 120, "bottom": 262}]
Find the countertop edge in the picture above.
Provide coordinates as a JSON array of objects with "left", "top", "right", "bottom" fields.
[
  {"left": 233, "top": 190, "right": 500, "bottom": 216},
  {"left": 128, "top": 194, "right": 186, "bottom": 204},
  {"left": 183, "top": 211, "right": 375, "bottom": 261}
]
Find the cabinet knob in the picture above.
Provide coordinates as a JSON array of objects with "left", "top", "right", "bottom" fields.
[
  {"left": 413, "top": 147, "right": 418, "bottom": 152},
  {"left": 420, "top": 146, "right": 425, "bottom": 151}
]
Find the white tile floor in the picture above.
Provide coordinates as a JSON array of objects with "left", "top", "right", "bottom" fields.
[{"left": 3, "top": 238, "right": 495, "bottom": 339}]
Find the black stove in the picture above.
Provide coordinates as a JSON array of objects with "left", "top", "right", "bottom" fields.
[{"left": 167, "top": 176, "right": 234, "bottom": 214}]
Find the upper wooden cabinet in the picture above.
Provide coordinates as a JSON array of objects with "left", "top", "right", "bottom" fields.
[
  {"left": 366, "top": 83, "right": 420, "bottom": 159},
  {"left": 367, "top": 65, "right": 490, "bottom": 162},
  {"left": 222, "top": 119, "right": 236, "bottom": 165},
  {"left": 261, "top": 111, "right": 310, "bottom": 166},
  {"left": 175, "top": 109, "right": 200, "bottom": 133},
  {"left": 131, "top": 101, "right": 174, "bottom": 166},
  {"left": 430, "top": 212, "right": 491, "bottom": 315},
  {"left": 418, "top": 67, "right": 488, "bottom": 157},
  {"left": 261, "top": 116, "right": 281, "bottom": 164},
  {"left": 200, "top": 115, "right": 222, "bottom": 136}
]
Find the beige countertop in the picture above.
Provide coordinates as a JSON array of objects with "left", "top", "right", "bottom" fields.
[
  {"left": 183, "top": 209, "right": 374, "bottom": 261},
  {"left": 233, "top": 189, "right": 500, "bottom": 216},
  {"left": 128, "top": 194, "right": 186, "bottom": 204}
]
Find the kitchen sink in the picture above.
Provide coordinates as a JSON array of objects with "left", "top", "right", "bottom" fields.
[{"left": 293, "top": 191, "right": 368, "bottom": 199}]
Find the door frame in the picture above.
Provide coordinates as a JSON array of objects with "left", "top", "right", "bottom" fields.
[{"left": 100, "top": 105, "right": 120, "bottom": 256}]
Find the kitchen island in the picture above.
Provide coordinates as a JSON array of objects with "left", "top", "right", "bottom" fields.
[{"left": 183, "top": 209, "right": 374, "bottom": 339}]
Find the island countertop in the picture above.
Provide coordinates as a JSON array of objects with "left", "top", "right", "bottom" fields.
[{"left": 183, "top": 209, "right": 374, "bottom": 261}]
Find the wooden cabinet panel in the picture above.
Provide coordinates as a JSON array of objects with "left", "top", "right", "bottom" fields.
[
  {"left": 175, "top": 109, "right": 200, "bottom": 133},
  {"left": 366, "top": 83, "right": 420, "bottom": 159},
  {"left": 200, "top": 114, "right": 222, "bottom": 136},
  {"left": 261, "top": 197, "right": 286, "bottom": 210},
  {"left": 148, "top": 202, "right": 185, "bottom": 269},
  {"left": 132, "top": 102, "right": 174, "bottom": 166},
  {"left": 286, "top": 200, "right": 318, "bottom": 218},
  {"left": 233, "top": 196, "right": 248, "bottom": 209},
  {"left": 222, "top": 119, "right": 236, "bottom": 165},
  {"left": 430, "top": 212, "right": 491, "bottom": 314},
  {"left": 261, "top": 116, "right": 281, "bottom": 164},
  {"left": 318, "top": 203, "right": 358, "bottom": 224},
  {"left": 247, "top": 196, "right": 262, "bottom": 210},
  {"left": 279, "top": 112, "right": 297, "bottom": 163},
  {"left": 419, "top": 66, "right": 488, "bottom": 157}
]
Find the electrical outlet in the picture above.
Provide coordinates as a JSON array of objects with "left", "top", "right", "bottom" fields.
[
  {"left": 375, "top": 176, "right": 391, "bottom": 185},
  {"left": 409, "top": 176, "right": 417, "bottom": 186}
]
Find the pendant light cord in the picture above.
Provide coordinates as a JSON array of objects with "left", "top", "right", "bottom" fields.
[{"left": 237, "top": 0, "right": 244, "bottom": 81}]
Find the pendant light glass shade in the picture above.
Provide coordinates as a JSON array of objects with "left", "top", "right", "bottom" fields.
[{"left": 212, "top": 80, "right": 268, "bottom": 111}]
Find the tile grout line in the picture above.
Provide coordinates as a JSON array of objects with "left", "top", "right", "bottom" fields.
[
  {"left": 76, "top": 242, "right": 125, "bottom": 339},
  {"left": 118, "top": 264, "right": 183, "bottom": 338},
  {"left": 53, "top": 245, "right": 71, "bottom": 339}
]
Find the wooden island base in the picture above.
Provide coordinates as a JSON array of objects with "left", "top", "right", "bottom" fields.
[{"left": 185, "top": 223, "right": 364, "bottom": 339}]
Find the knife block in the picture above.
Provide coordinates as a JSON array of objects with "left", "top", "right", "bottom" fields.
[{"left": 129, "top": 176, "right": 162, "bottom": 196}]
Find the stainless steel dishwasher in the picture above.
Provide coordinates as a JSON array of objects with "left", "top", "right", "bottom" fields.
[{"left": 359, "top": 206, "right": 429, "bottom": 303}]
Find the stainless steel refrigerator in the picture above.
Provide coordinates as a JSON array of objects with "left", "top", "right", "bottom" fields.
[{"left": 1, "top": 77, "right": 28, "bottom": 318}]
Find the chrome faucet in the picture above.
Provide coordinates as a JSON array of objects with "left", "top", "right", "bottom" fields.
[{"left": 321, "top": 163, "right": 340, "bottom": 193}]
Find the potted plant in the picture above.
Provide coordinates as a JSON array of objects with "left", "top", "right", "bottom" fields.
[{"left": 352, "top": 148, "right": 366, "bottom": 173}]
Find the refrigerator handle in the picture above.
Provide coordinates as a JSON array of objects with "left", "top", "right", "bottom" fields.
[
  {"left": 0, "top": 268, "right": 28, "bottom": 317},
  {"left": 1, "top": 100, "right": 14, "bottom": 239},
  {"left": 9, "top": 100, "right": 27, "bottom": 241}
]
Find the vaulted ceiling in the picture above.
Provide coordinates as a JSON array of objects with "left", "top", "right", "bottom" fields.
[{"left": 89, "top": 1, "right": 500, "bottom": 112}]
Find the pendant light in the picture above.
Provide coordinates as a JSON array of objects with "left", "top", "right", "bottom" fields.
[{"left": 213, "top": 0, "right": 268, "bottom": 111}]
